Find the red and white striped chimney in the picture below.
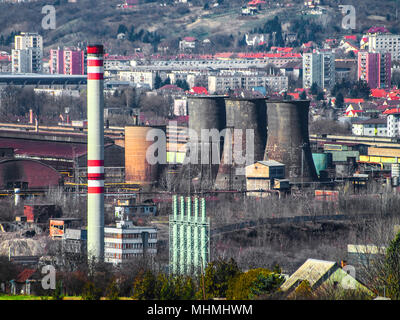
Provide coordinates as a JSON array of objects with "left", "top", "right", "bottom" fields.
[{"left": 87, "top": 45, "right": 105, "bottom": 261}]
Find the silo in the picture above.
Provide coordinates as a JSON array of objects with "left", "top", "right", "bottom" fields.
[
  {"left": 215, "top": 98, "right": 267, "bottom": 190},
  {"left": 125, "top": 125, "right": 165, "bottom": 186},
  {"left": 264, "top": 100, "right": 318, "bottom": 181},
  {"left": 179, "top": 96, "right": 226, "bottom": 191}
]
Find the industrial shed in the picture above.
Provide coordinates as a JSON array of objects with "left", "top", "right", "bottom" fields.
[{"left": 0, "top": 159, "right": 62, "bottom": 189}]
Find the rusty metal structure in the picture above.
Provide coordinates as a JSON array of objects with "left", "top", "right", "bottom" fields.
[
  {"left": 125, "top": 125, "right": 165, "bottom": 186},
  {"left": 178, "top": 96, "right": 226, "bottom": 191},
  {"left": 215, "top": 98, "right": 267, "bottom": 190},
  {"left": 264, "top": 100, "right": 317, "bottom": 181}
]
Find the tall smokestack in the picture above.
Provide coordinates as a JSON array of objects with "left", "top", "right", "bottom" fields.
[{"left": 87, "top": 45, "right": 105, "bottom": 261}]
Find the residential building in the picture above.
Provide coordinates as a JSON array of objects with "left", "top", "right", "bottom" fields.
[
  {"left": 208, "top": 73, "right": 288, "bottom": 94},
  {"left": 357, "top": 51, "right": 391, "bottom": 89},
  {"left": 351, "top": 118, "right": 388, "bottom": 137},
  {"left": 119, "top": 70, "right": 156, "bottom": 89},
  {"left": 50, "top": 47, "right": 85, "bottom": 75},
  {"left": 12, "top": 32, "right": 42, "bottom": 73},
  {"left": 303, "top": 51, "right": 335, "bottom": 90},
  {"left": 365, "top": 32, "right": 400, "bottom": 61},
  {"left": 104, "top": 219, "right": 157, "bottom": 264},
  {"left": 384, "top": 108, "right": 400, "bottom": 137},
  {"left": 49, "top": 48, "right": 63, "bottom": 74}
]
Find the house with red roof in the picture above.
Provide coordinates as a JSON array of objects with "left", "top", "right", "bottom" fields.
[{"left": 10, "top": 268, "right": 42, "bottom": 295}]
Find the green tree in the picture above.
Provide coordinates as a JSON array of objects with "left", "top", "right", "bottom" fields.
[
  {"left": 292, "top": 280, "right": 314, "bottom": 300},
  {"left": 384, "top": 232, "right": 400, "bottom": 299},
  {"left": 226, "top": 268, "right": 284, "bottom": 300},
  {"left": 310, "top": 82, "right": 319, "bottom": 95},
  {"left": 132, "top": 270, "right": 156, "bottom": 300},
  {"left": 52, "top": 280, "right": 64, "bottom": 300},
  {"left": 154, "top": 74, "right": 162, "bottom": 89},
  {"left": 82, "top": 281, "right": 102, "bottom": 300},
  {"left": 117, "top": 24, "right": 128, "bottom": 35},
  {"left": 105, "top": 280, "right": 120, "bottom": 300},
  {"left": 300, "top": 91, "right": 307, "bottom": 100},
  {"left": 199, "top": 258, "right": 241, "bottom": 299},
  {"left": 335, "top": 92, "right": 344, "bottom": 108},
  {"left": 316, "top": 91, "right": 325, "bottom": 101}
]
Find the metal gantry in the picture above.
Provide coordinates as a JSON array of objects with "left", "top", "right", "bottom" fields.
[{"left": 169, "top": 195, "right": 210, "bottom": 275}]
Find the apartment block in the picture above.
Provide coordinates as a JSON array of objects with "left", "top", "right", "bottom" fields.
[
  {"left": 367, "top": 33, "right": 400, "bottom": 61},
  {"left": 208, "top": 73, "right": 288, "bottom": 94},
  {"left": 12, "top": 32, "right": 42, "bottom": 73},
  {"left": 50, "top": 47, "right": 85, "bottom": 75},
  {"left": 302, "top": 51, "right": 335, "bottom": 90},
  {"left": 357, "top": 51, "right": 391, "bottom": 89},
  {"left": 119, "top": 70, "right": 156, "bottom": 89}
]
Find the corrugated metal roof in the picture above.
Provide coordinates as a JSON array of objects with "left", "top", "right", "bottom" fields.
[
  {"left": 0, "top": 137, "right": 87, "bottom": 159},
  {"left": 280, "top": 259, "right": 338, "bottom": 292},
  {"left": 257, "top": 160, "right": 285, "bottom": 167}
]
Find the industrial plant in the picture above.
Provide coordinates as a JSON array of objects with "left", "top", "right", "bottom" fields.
[{"left": 2, "top": 0, "right": 400, "bottom": 303}]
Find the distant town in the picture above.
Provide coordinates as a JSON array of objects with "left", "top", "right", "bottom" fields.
[{"left": 0, "top": 0, "right": 400, "bottom": 303}]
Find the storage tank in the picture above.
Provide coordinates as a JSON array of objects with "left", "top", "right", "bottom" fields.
[
  {"left": 125, "top": 125, "right": 165, "bottom": 186},
  {"left": 215, "top": 97, "right": 267, "bottom": 190},
  {"left": 178, "top": 96, "right": 226, "bottom": 191},
  {"left": 264, "top": 100, "right": 318, "bottom": 181}
]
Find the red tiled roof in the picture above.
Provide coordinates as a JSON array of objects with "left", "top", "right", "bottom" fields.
[
  {"left": 190, "top": 87, "right": 208, "bottom": 94},
  {"left": 16, "top": 269, "right": 36, "bottom": 283},
  {"left": 287, "top": 93, "right": 300, "bottom": 99},
  {"left": 183, "top": 37, "right": 196, "bottom": 42},
  {"left": 344, "top": 35, "right": 357, "bottom": 41},
  {"left": 383, "top": 108, "right": 400, "bottom": 114},
  {"left": 367, "top": 26, "right": 389, "bottom": 34},
  {"left": 371, "top": 89, "right": 388, "bottom": 98},
  {"left": 345, "top": 98, "right": 365, "bottom": 104}
]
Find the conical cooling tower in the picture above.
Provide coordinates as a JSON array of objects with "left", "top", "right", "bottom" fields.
[
  {"left": 178, "top": 96, "right": 226, "bottom": 192},
  {"left": 264, "top": 100, "right": 317, "bottom": 182},
  {"left": 215, "top": 98, "right": 267, "bottom": 190}
]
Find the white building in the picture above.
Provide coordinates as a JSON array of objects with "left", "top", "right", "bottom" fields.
[
  {"left": 104, "top": 219, "right": 157, "bottom": 264},
  {"left": 208, "top": 73, "right": 288, "bottom": 94},
  {"left": 351, "top": 118, "right": 387, "bottom": 137},
  {"left": 303, "top": 51, "right": 335, "bottom": 90},
  {"left": 366, "top": 33, "right": 400, "bottom": 61},
  {"left": 12, "top": 32, "right": 42, "bottom": 73},
  {"left": 119, "top": 70, "right": 156, "bottom": 89},
  {"left": 384, "top": 108, "right": 400, "bottom": 137}
]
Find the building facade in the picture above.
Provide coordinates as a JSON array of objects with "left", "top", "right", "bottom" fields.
[
  {"left": 208, "top": 73, "right": 288, "bottom": 94},
  {"left": 49, "top": 48, "right": 85, "bottom": 75},
  {"left": 367, "top": 33, "right": 400, "bottom": 61},
  {"left": 12, "top": 32, "right": 42, "bottom": 73},
  {"left": 357, "top": 51, "right": 391, "bottom": 89},
  {"left": 303, "top": 51, "right": 335, "bottom": 90},
  {"left": 104, "top": 220, "right": 157, "bottom": 264},
  {"left": 351, "top": 118, "right": 388, "bottom": 137}
]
